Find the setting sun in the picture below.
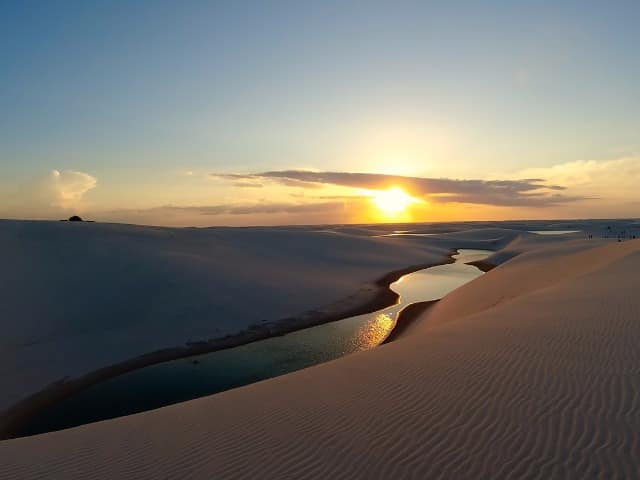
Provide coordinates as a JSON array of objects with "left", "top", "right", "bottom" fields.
[{"left": 371, "top": 187, "right": 417, "bottom": 216}]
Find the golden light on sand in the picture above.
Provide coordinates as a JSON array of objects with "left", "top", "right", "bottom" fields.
[{"left": 371, "top": 187, "right": 418, "bottom": 217}]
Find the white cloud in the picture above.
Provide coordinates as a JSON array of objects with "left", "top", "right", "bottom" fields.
[
  {"left": 514, "top": 157, "right": 639, "bottom": 200},
  {"left": 49, "top": 170, "right": 98, "bottom": 208},
  {"left": 1, "top": 169, "right": 97, "bottom": 218},
  {"left": 508, "top": 156, "right": 640, "bottom": 218}
]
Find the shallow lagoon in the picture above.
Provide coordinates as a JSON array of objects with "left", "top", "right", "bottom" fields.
[
  {"left": 528, "top": 230, "right": 581, "bottom": 235},
  {"left": 19, "top": 249, "right": 490, "bottom": 436}
]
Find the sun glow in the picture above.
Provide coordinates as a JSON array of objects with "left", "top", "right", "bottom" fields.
[{"left": 371, "top": 187, "right": 418, "bottom": 216}]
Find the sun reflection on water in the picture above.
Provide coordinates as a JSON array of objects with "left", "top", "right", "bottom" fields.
[{"left": 352, "top": 312, "right": 395, "bottom": 351}]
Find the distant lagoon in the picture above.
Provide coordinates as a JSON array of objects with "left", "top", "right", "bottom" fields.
[{"left": 528, "top": 230, "right": 581, "bottom": 235}]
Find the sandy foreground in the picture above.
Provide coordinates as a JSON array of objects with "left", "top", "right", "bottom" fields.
[{"left": 2, "top": 235, "right": 639, "bottom": 478}]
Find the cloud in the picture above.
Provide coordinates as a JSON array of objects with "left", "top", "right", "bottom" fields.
[
  {"left": 48, "top": 170, "right": 97, "bottom": 208},
  {"left": 95, "top": 201, "right": 351, "bottom": 227},
  {"left": 211, "top": 170, "right": 587, "bottom": 207},
  {"left": 514, "top": 157, "right": 640, "bottom": 197},
  {"left": 232, "top": 182, "right": 264, "bottom": 188},
  {"left": 1, "top": 169, "right": 97, "bottom": 218},
  {"left": 103, "top": 201, "right": 346, "bottom": 218},
  {"left": 158, "top": 201, "right": 345, "bottom": 216},
  {"left": 508, "top": 156, "right": 640, "bottom": 217},
  {"left": 211, "top": 173, "right": 321, "bottom": 189}
]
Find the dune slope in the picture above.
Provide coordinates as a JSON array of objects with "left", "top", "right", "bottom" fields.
[
  {"left": 1, "top": 239, "right": 638, "bottom": 479},
  {"left": 0, "top": 220, "right": 524, "bottom": 419}
]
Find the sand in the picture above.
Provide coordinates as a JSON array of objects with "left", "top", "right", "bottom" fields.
[
  {"left": 0, "top": 220, "right": 522, "bottom": 418},
  {"left": 0, "top": 250, "right": 454, "bottom": 440},
  {"left": 381, "top": 299, "right": 439, "bottom": 344},
  {"left": 1, "top": 230, "right": 639, "bottom": 478}
]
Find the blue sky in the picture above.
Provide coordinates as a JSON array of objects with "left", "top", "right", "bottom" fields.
[{"left": 1, "top": 1, "right": 639, "bottom": 225}]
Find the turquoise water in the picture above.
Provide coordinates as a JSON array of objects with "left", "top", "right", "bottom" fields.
[{"left": 18, "top": 249, "right": 490, "bottom": 437}]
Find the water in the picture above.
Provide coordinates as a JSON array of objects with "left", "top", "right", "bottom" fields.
[
  {"left": 18, "top": 249, "right": 491, "bottom": 436},
  {"left": 378, "top": 232, "right": 439, "bottom": 237},
  {"left": 528, "top": 230, "right": 581, "bottom": 235}
]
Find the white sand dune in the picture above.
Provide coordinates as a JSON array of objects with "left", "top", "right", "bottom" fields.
[
  {"left": 1, "top": 231, "right": 638, "bottom": 478},
  {"left": 0, "top": 220, "right": 522, "bottom": 416}
]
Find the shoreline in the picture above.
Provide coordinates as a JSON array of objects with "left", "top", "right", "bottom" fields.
[
  {"left": 0, "top": 250, "right": 458, "bottom": 440},
  {"left": 384, "top": 256, "right": 495, "bottom": 344},
  {"left": 382, "top": 300, "right": 439, "bottom": 344},
  {"left": 465, "top": 259, "right": 496, "bottom": 272}
]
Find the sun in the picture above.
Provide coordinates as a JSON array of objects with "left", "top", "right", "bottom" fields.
[{"left": 371, "top": 186, "right": 417, "bottom": 216}]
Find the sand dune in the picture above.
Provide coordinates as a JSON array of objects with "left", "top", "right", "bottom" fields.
[
  {"left": 2, "top": 234, "right": 638, "bottom": 478},
  {"left": 0, "top": 220, "right": 523, "bottom": 418}
]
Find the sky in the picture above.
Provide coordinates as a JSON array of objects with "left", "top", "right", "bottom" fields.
[{"left": 1, "top": 1, "right": 639, "bottom": 226}]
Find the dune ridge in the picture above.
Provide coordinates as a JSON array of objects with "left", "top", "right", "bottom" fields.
[{"left": 1, "top": 238, "right": 639, "bottom": 479}]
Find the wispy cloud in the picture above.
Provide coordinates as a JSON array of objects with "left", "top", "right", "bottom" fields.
[
  {"left": 211, "top": 170, "right": 587, "bottom": 207},
  {"left": 514, "top": 157, "right": 640, "bottom": 197},
  {"left": 93, "top": 200, "right": 350, "bottom": 227},
  {"left": 232, "top": 182, "right": 264, "bottom": 188},
  {"left": 107, "top": 201, "right": 345, "bottom": 217}
]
